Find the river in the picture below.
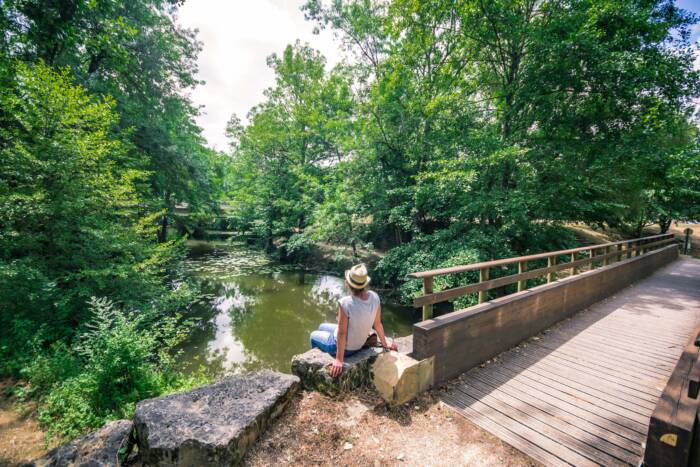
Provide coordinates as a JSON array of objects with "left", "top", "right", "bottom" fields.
[{"left": 177, "top": 240, "right": 419, "bottom": 376}]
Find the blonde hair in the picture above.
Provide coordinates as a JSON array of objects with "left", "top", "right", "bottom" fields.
[{"left": 347, "top": 281, "right": 367, "bottom": 296}]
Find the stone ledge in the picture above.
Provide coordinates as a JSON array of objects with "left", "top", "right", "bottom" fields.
[
  {"left": 291, "top": 347, "right": 383, "bottom": 396},
  {"left": 133, "top": 370, "right": 299, "bottom": 466},
  {"left": 291, "top": 335, "right": 414, "bottom": 396},
  {"left": 29, "top": 419, "right": 133, "bottom": 467}
]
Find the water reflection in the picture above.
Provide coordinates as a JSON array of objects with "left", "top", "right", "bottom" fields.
[{"left": 178, "top": 241, "right": 418, "bottom": 375}]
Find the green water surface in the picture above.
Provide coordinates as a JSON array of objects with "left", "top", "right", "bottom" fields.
[{"left": 178, "top": 240, "right": 419, "bottom": 375}]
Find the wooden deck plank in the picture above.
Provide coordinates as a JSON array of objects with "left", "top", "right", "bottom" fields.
[
  {"left": 497, "top": 347, "right": 663, "bottom": 403},
  {"left": 455, "top": 380, "right": 636, "bottom": 465},
  {"left": 536, "top": 330, "right": 680, "bottom": 365},
  {"left": 519, "top": 341, "right": 671, "bottom": 390},
  {"left": 444, "top": 390, "right": 600, "bottom": 466},
  {"left": 552, "top": 318, "right": 690, "bottom": 346},
  {"left": 468, "top": 371, "right": 644, "bottom": 455},
  {"left": 486, "top": 364, "right": 651, "bottom": 426},
  {"left": 469, "top": 368, "right": 646, "bottom": 444},
  {"left": 543, "top": 331, "right": 682, "bottom": 365},
  {"left": 509, "top": 345, "right": 666, "bottom": 398},
  {"left": 544, "top": 327, "right": 685, "bottom": 360},
  {"left": 442, "top": 393, "right": 571, "bottom": 467},
  {"left": 494, "top": 352, "right": 659, "bottom": 410},
  {"left": 529, "top": 337, "right": 676, "bottom": 378},
  {"left": 441, "top": 258, "right": 700, "bottom": 466}
]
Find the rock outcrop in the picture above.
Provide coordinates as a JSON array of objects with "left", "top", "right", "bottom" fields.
[
  {"left": 30, "top": 419, "right": 133, "bottom": 467},
  {"left": 291, "top": 347, "right": 383, "bottom": 395},
  {"left": 291, "top": 335, "right": 414, "bottom": 396},
  {"left": 133, "top": 370, "right": 299, "bottom": 466}
]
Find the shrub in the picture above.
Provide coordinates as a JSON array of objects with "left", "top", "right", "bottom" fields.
[
  {"left": 34, "top": 297, "right": 205, "bottom": 441},
  {"left": 282, "top": 233, "right": 317, "bottom": 262},
  {"left": 21, "top": 342, "right": 81, "bottom": 397}
]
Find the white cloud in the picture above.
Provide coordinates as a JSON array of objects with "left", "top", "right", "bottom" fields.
[{"left": 176, "top": 0, "right": 342, "bottom": 150}]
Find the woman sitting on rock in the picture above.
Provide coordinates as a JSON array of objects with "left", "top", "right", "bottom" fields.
[{"left": 310, "top": 263, "right": 398, "bottom": 377}]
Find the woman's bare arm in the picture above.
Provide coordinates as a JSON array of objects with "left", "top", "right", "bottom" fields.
[
  {"left": 373, "top": 304, "right": 397, "bottom": 350},
  {"left": 331, "top": 306, "right": 349, "bottom": 377}
]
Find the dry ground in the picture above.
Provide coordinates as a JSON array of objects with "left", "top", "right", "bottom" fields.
[
  {"left": 1, "top": 380, "right": 537, "bottom": 467},
  {"left": 244, "top": 389, "right": 538, "bottom": 467},
  {"left": 0, "top": 381, "right": 48, "bottom": 467}
]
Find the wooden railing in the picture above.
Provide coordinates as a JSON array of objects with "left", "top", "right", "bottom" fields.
[{"left": 408, "top": 233, "right": 676, "bottom": 320}]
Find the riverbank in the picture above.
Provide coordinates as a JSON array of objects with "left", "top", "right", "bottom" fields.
[
  {"left": 244, "top": 389, "right": 536, "bottom": 467},
  {"left": 0, "top": 381, "right": 48, "bottom": 466}
]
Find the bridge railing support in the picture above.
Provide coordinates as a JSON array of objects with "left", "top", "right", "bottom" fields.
[{"left": 409, "top": 233, "right": 676, "bottom": 314}]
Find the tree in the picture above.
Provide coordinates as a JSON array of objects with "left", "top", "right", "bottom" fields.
[
  {"left": 303, "top": 0, "right": 699, "bottom": 234},
  {"left": 227, "top": 0, "right": 698, "bottom": 298},
  {"left": 0, "top": 62, "right": 182, "bottom": 370},
  {"left": 0, "top": 0, "right": 219, "bottom": 241},
  {"left": 227, "top": 42, "right": 354, "bottom": 251}
]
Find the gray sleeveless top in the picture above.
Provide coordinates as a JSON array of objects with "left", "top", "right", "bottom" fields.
[{"left": 335, "top": 291, "right": 379, "bottom": 351}]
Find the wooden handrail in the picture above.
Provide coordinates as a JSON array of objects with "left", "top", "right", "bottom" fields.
[
  {"left": 407, "top": 233, "right": 672, "bottom": 279},
  {"left": 409, "top": 233, "right": 675, "bottom": 319}
]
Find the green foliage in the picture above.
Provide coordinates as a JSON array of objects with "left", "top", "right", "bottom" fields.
[
  {"left": 33, "top": 298, "right": 204, "bottom": 441},
  {"left": 0, "top": 63, "right": 183, "bottom": 363},
  {"left": 224, "top": 42, "right": 355, "bottom": 251},
  {"left": 376, "top": 224, "right": 577, "bottom": 307},
  {"left": 21, "top": 343, "right": 82, "bottom": 397},
  {"left": 0, "top": 0, "right": 698, "bottom": 443},
  {"left": 226, "top": 0, "right": 699, "bottom": 287},
  {"left": 283, "top": 233, "right": 318, "bottom": 263},
  {"left": 0, "top": 60, "right": 206, "bottom": 440},
  {"left": 0, "top": 0, "right": 224, "bottom": 240}
]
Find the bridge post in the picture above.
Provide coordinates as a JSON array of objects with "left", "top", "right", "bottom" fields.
[
  {"left": 685, "top": 228, "right": 693, "bottom": 255},
  {"left": 422, "top": 277, "right": 433, "bottom": 320},
  {"left": 547, "top": 256, "right": 555, "bottom": 282},
  {"left": 478, "top": 268, "right": 489, "bottom": 303},
  {"left": 617, "top": 244, "right": 622, "bottom": 262},
  {"left": 570, "top": 252, "right": 577, "bottom": 275},
  {"left": 604, "top": 246, "right": 611, "bottom": 266},
  {"left": 517, "top": 261, "right": 527, "bottom": 291},
  {"left": 627, "top": 242, "right": 633, "bottom": 259}
]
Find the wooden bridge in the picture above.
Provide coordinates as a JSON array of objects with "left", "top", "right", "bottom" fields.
[{"left": 408, "top": 234, "right": 700, "bottom": 466}]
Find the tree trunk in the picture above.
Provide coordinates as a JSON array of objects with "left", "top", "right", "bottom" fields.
[
  {"left": 158, "top": 192, "right": 172, "bottom": 243},
  {"left": 158, "top": 214, "right": 168, "bottom": 243},
  {"left": 265, "top": 215, "right": 274, "bottom": 253},
  {"left": 659, "top": 218, "right": 672, "bottom": 234}
]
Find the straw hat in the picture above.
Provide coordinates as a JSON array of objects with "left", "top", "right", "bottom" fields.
[{"left": 345, "top": 263, "right": 371, "bottom": 289}]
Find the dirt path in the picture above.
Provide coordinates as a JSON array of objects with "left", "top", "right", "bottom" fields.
[
  {"left": 244, "top": 389, "right": 538, "bottom": 467},
  {"left": 0, "top": 382, "right": 47, "bottom": 466}
]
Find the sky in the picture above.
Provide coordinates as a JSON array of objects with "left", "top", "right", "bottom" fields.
[
  {"left": 178, "top": 1, "right": 700, "bottom": 151},
  {"left": 177, "top": 0, "right": 342, "bottom": 150},
  {"left": 678, "top": 0, "right": 700, "bottom": 38}
]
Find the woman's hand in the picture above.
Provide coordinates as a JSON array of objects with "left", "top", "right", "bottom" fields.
[
  {"left": 330, "top": 358, "right": 344, "bottom": 377},
  {"left": 385, "top": 341, "right": 398, "bottom": 351}
]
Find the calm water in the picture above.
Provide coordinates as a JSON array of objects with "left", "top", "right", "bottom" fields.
[{"left": 177, "top": 240, "right": 418, "bottom": 375}]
